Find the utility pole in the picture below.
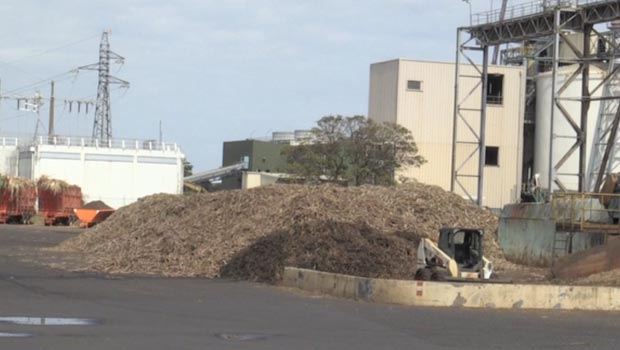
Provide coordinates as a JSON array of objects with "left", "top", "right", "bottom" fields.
[
  {"left": 0, "top": 80, "right": 92, "bottom": 140},
  {"left": 78, "top": 30, "right": 129, "bottom": 144},
  {"left": 0, "top": 88, "right": 44, "bottom": 139},
  {"left": 48, "top": 80, "right": 55, "bottom": 138},
  {"left": 26, "top": 92, "right": 44, "bottom": 142},
  {"left": 159, "top": 120, "right": 163, "bottom": 144}
]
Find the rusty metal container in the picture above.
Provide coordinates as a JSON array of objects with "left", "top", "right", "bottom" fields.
[
  {"left": 73, "top": 200, "right": 115, "bottom": 228},
  {"left": 38, "top": 185, "right": 83, "bottom": 226},
  {"left": 0, "top": 177, "right": 36, "bottom": 224}
]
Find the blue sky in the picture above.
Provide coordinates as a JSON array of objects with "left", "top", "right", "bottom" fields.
[{"left": 0, "top": 0, "right": 505, "bottom": 170}]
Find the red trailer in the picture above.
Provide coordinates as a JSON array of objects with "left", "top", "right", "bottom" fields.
[
  {"left": 38, "top": 185, "right": 83, "bottom": 226},
  {"left": 0, "top": 181, "right": 36, "bottom": 224}
]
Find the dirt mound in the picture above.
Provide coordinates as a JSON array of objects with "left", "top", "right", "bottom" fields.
[
  {"left": 81, "top": 201, "right": 112, "bottom": 210},
  {"left": 221, "top": 221, "right": 418, "bottom": 282},
  {"left": 58, "top": 183, "right": 502, "bottom": 279}
]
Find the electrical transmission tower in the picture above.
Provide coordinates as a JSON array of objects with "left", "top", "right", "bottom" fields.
[{"left": 78, "top": 30, "right": 129, "bottom": 144}]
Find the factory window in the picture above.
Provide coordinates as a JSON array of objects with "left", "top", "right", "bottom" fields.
[
  {"left": 487, "top": 74, "right": 504, "bottom": 105},
  {"left": 485, "top": 147, "right": 499, "bottom": 166},
  {"left": 407, "top": 80, "right": 422, "bottom": 91}
]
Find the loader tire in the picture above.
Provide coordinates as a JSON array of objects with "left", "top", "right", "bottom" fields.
[
  {"left": 414, "top": 268, "right": 432, "bottom": 281},
  {"left": 430, "top": 270, "right": 447, "bottom": 282}
]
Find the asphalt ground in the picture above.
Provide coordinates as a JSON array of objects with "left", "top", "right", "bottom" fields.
[{"left": 0, "top": 225, "right": 618, "bottom": 349}]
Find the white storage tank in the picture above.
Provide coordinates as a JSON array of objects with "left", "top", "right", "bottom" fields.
[
  {"left": 533, "top": 64, "right": 604, "bottom": 190},
  {"left": 272, "top": 131, "right": 295, "bottom": 143},
  {"left": 558, "top": 32, "right": 599, "bottom": 62}
]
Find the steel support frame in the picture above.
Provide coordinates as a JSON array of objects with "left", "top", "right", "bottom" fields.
[
  {"left": 588, "top": 28, "right": 620, "bottom": 192},
  {"left": 451, "top": 28, "right": 488, "bottom": 206},
  {"left": 454, "top": 1, "right": 620, "bottom": 205},
  {"left": 547, "top": 9, "right": 590, "bottom": 193},
  {"left": 453, "top": 10, "right": 595, "bottom": 204},
  {"left": 470, "top": 1, "right": 620, "bottom": 46},
  {"left": 582, "top": 1, "right": 620, "bottom": 24}
]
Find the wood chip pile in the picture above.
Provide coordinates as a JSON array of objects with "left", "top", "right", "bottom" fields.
[
  {"left": 570, "top": 269, "right": 620, "bottom": 286},
  {"left": 58, "top": 183, "right": 504, "bottom": 281}
]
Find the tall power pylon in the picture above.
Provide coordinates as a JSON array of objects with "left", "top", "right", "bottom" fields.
[{"left": 78, "top": 30, "right": 129, "bottom": 144}]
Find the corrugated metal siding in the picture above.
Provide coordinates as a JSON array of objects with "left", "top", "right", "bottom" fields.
[
  {"left": 368, "top": 60, "right": 399, "bottom": 124},
  {"left": 484, "top": 66, "right": 525, "bottom": 208},
  {"left": 395, "top": 61, "right": 457, "bottom": 190},
  {"left": 251, "top": 141, "right": 288, "bottom": 173},
  {"left": 380, "top": 60, "right": 525, "bottom": 209}
]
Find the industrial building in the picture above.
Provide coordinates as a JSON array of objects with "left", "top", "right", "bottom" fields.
[
  {"left": 185, "top": 131, "right": 312, "bottom": 191},
  {"left": 218, "top": 139, "right": 289, "bottom": 190},
  {"left": 369, "top": 1, "right": 620, "bottom": 211},
  {"left": 454, "top": 1, "right": 620, "bottom": 201},
  {"left": 369, "top": 59, "right": 526, "bottom": 209},
  {"left": 223, "top": 139, "right": 289, "bottom": 174},
  {"left": 0, "top": 136, "right": 185, "bottom": 209},
  {"left": 442, "top": 1, "right": 620, "bottom": 268}
]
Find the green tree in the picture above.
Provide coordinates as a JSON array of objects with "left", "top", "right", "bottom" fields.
[{"left": 282, "top": 115, "right": 425, "bottom": 186}]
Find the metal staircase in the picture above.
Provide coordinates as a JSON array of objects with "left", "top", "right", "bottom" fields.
[{"left": 587, "top": 29, "right": 620, "bottom": 192}]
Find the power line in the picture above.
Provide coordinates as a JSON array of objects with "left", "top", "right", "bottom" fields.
[
  {"left": 3, "top": 34, "right": 99, "bottom": 65},
  {"left": 0, "top": 34, "right": 99, "bottom": 87},
  {"left": 0, "top": 59, "right": 44, "bottom": 81},
  {"left": 1, "top": 71, "right": 75, "bottom": 96}
]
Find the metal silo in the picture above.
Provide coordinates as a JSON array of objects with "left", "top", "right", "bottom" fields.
[{"left": 533, "top": 64, "right": 604, "bottom": 190}]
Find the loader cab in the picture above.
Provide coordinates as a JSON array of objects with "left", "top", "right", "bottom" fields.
[{"left": 438, "top": 228, "right": 483, "bottom": 270}]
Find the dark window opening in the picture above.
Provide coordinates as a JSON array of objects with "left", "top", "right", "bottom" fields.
[
  {"left": 485, "top": 146, "right": 499, "bottom": 166},
  {"left": 407, "top": 80, "right": 422, "bottom": 91},
  {"left": 487, "top": 74, "right": 503, "bottom": 105}
]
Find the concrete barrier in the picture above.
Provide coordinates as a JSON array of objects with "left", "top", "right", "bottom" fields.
[{"left": 283, "top": 267, "right": 620, "bottom": 311}]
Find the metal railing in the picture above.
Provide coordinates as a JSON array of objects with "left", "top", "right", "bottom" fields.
[
  {"left": 0, "top": 135, "right": 181, "bottom": 152},
  {"left": 471, "top": 0, "right": 611, "bottom": 26},
  {"left": 551, "top": 192, "right": 620, "bottom": 232},
  {"left": 0, "top": 137, "right": 19, "bottom": 147},
  {"left": 576, "top": 0, "right": 618, "bottom": 5},
  {"left": 35, "top": 136, "right": 181, "bottom": 152}
]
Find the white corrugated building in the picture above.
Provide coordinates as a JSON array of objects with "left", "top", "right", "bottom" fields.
[
  {"left": 1, "top": 135, "right": 184, "bottom": 209},
  {"left": 368, "top": 59, "right": 526, "bottom": 209}
]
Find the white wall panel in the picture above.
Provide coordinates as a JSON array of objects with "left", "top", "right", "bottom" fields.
[{"left": 27, "top": 143, "right": 183, "bottom": 209}]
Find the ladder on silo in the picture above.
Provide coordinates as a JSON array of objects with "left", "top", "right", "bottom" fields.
[
  {"left": 587, "top": 32, "right": 620, "bottom": 192},
  {"left": 551, "top": 231, "right": 570, "bottom": 266}
]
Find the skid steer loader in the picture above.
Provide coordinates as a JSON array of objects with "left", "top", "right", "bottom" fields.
[{"left": 415, "top": 228, "right": 493, "bottom": 281}]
